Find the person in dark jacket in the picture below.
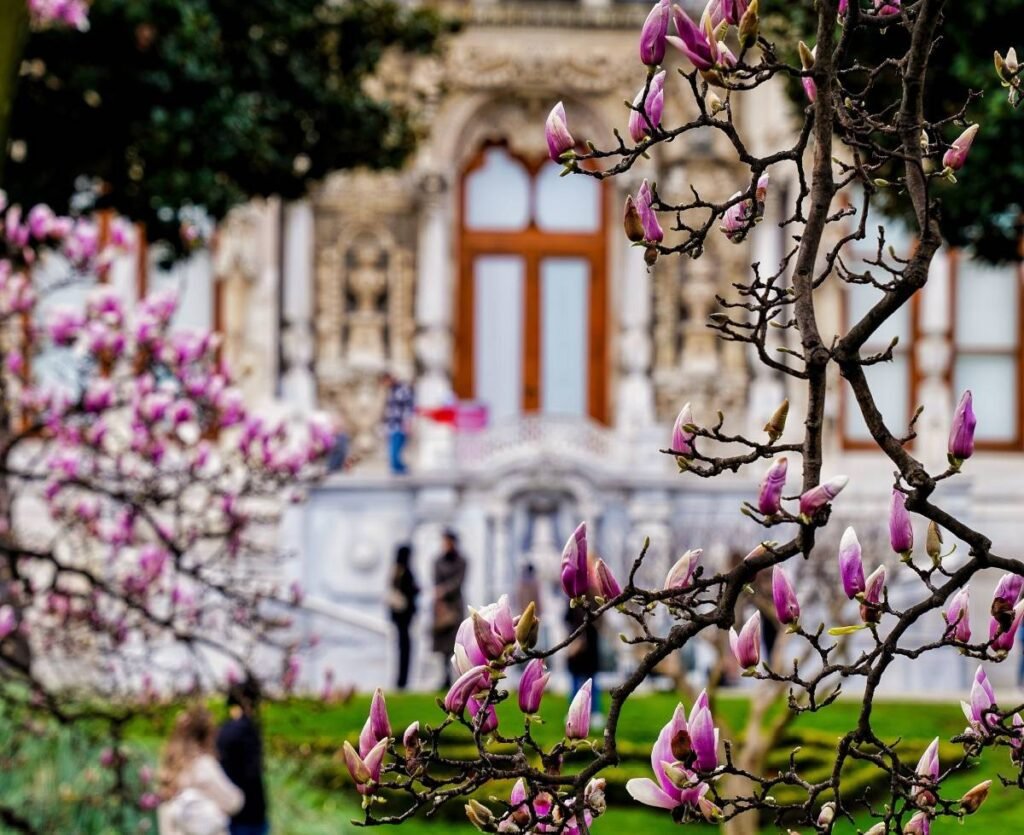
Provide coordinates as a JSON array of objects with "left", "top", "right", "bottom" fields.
[
  {"left": 565, "top": 603, "right": 601, "bottom": 717},
  {"left": 432, "top": 529, "right": 467, "bottom": 689},
  {"left": 216, "top": 679, "right": 268, "bottom": 835},
  {"left": 388, "top": 544, "right": 419, "bottom": 690}
]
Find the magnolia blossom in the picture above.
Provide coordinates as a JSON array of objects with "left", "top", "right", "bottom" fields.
[
  {"left": 518, "top": 658, "right": 550, "bottom": 715},
  {"left": 625, "top": 693, "right": 720, "bottom": 819},
  {"left": 860, "top": 565, "right": 887, "bottom": 623},
  {"left": 665, "top": 549, "right": 703, "bottom": 590},
  {"left": 590, "top": 559, "right": 622, "bottom": 601},
  {"left": 468, "top": 696, "right": 499, "bottom": 734},
  {"left": 948, "top": 390, "right": 977, "bottom": 463},
  {"left": 989, "top": 599, "right": 1024, "bottom": 653},
  {"left": 943, "top": 124, "right": 980, "bottom": 172},
  {"left": 671, "top": 402, "right": 695, "bottom": 454},
  {"left": 28, "top": 0, "right": 90, "bottom": 31},
  {"left": 342, "top": 738, "right": 387, "bottom": 797},
  {"left": 914, "top": 737, "right": 940, "bottom": 804},
  {"left": 798, "top": 475, "right": 849, "bottom": 518},
  {"left": 628, "top": 71, "right": 666, "bottom": 143},
  {"left": 961, "top": 666, "right": 997, "bottom": 736},
  {"left": 838, "top": 527, "right": 866, "bottom": 599},
  {"left": 757, "top": 456, "right": 787, "bottom": 515},
  {"left": 667, "top": 6, "right": 715, "bottom": 70},
  {"left": 358, "top": 689, "right": 392, "bottom": 757},
  {"left": 561, "top": 522, "right": 589, "bottom": 600},
  {"left": 444, "top": 665, "right": 491, "bottom": 714},
  {"left": 566, "top": 679, "right": 593, "bottom": 739},
  {"left": 640, "top": 0, "right": 671, "bottom": 65},
  {"left": 889, "top": 489, "right": 914, "bottom": 559},
  {"left": 636, "top": 179, "right": 665, "bottom": 244},
  {"left": 545, "top": 102, "right": 575, "bottom": 162},
  {"left": 799, "top": 41, "right": 817, "bottom": 102},
  {"left": 943, "top": 586, "right": 971, "bottom": 643},
  {"left": 772, "top": 566, "right": 800, "bottom": 626},
  {"left": 729, "top": 611, "right": 761, "bottom": 671}
]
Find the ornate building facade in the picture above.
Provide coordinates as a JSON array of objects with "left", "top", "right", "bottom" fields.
[{"left": 193, "top": 1, "right": 1024, "bottom": 696}]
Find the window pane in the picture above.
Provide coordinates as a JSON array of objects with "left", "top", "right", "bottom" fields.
[
  {"left": 955, "top": 262, "right": 1018, "bottom": 349},
  {"left": 540, "top": 258, "right": 590, "bottom": 416},
  {"left": 846, "top": 283, "right": 908, "bottom": 350},
  {"left": 465, "top": 147, "right": 530, "bottom": 231},
  {"left": 534, "top": 161, "right": 600, "bottom": 233},
  {"left": 954, "top": 355, "right": 1018, "bottom": 442},
  {"left": 844, "top": 356, "right": 909, "bottom": 441},
  {"left": 474, "top": 256, "right": 524, "bottom": 420}
]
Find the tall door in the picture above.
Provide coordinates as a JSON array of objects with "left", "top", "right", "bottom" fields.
[{"left": 456, "top": 145, "right": 607, "bottom": 422}]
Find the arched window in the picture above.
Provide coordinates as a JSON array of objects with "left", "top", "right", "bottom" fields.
[{"left": 455, "top": 144, "right": 607, "bottom": 423}]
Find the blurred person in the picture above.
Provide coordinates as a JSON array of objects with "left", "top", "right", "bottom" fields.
[
  {"left": 516, "top": 562, "right": 541, "bottom": 616},
  {"left": 158, "top": 705, "right": 243, "bottom": 835},
  {"left": 217, "top": 679, "right": 268, "bottom": 835},
  {"left": 388, "top": 543, "right": 420, "bottom": 690},
  {"left": 432, "top": 528, "right": 466, "bottom": 689},
  {"left": 382, "top": 372, "right": 415, "bottom": 475},
  {"left": 565, "top": 602, "right": 602, "bottom": 726}
]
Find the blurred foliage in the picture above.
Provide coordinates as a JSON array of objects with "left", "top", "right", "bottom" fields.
[
  {"left": 4, "top": 0, "right": 455, "bottom": 256},
  {"left": 765, "top": 2, "right": 1024, "bottom": 263}
]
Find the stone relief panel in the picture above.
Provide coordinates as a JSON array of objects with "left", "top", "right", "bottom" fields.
[{"left": 313, "top": 172, "right": 417, "bottom": 463}]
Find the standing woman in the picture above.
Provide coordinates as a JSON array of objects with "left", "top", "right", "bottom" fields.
[
  {"left": 157, "top": 705, "right": 244, "bottom": 835},
  {"left": 388, "top": 544, "right": 419, "bottom": 690},
  {"left": 432, "top": 528, "right": 467, "bottom": 689}
]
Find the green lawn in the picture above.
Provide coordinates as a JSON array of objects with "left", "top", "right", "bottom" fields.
[{"left": 3, "top": 691, "right": 1021, "bottom": 833}]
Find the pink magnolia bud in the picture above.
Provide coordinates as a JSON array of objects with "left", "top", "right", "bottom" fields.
[
  {"left": 467, "top": 696, "right": 499, "bottom": 734},
  {"left": 0, "top": 605, "right": 16, "bottom": 640},
  {"left": 342, "top": 738, "right": 387, "bottom": 796},
  {"left": 640, "top": 0, "right": 671, "bottom": 65},
  {"left": 990, "top": 599, "right": 1024, "bottom": 653},
  {"left": 757, "top": 457, "right": 787, "bottom": 515},
  {"left": 960, "top": 780, "right": 992, "bottom": 815},
  {"left": 560, "top": 522, "right": 589, "bottom": 600},
  {"left": 667, "top": 5, "right": 714, "bottom": 70},
  {"left": 369, "top": 687, "right": 391, "bottom": 742},
  {"left": 799, "top": 41, "right": 817, "bottom": 102},
  {"left": 518, "top": 658, "right": 550, "bottom": 715},
  {"left": 444, "top": 665, "right": 490, "bottom": 714},
  {"left": 590, "top": 558, "right": 622, "bottom": 601},
  {"left": 545, "top": 102, "right": 575, "bottom": 162},
  {"left": 729, "top": 611, "right": 761, "bottom": 671},
  {"left": 838, "top": 526, "right": 866, "bottom": 599},
  {"left": 688, "top": 697, "right": 719, "bottom": 770},
  {"left": 860, "top": 565, "right": 887, "bottom": 623},
  {"left": 772, "top": 565, "right": 800, "bottom": 626},
  {"left": 889, "top": 489, "right": 914, "bottom": 559},
  {"left": 664, "top": 548, "right": 703, "bottom": 590},
  {"left": 671, "top": 401, "right": 695, "bottom": 455},
  {"left": 798, "top": 475, "right": 848, "bottom": 518},
  {"left": 636, "top": 179, "right": 665, "bottom": 244},
  {"left": 948, "top": 390, "right": 976, "bottom": 464},
  {"left": 566, "top": 679, "right": 592, "bottom": 739},
  {"left": 628, "top": 71, "right": 666, "bottom": 143},
  {"left": 944, "top": 586, "right": 971, "bottom": 643},
  {"left": 943, "top": 124, "right": 979, "bottom": 172}
]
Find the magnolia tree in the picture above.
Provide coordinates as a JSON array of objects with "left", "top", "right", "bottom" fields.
[{"left": 342, "top": 1, "right": 1024, "bottom": 833}]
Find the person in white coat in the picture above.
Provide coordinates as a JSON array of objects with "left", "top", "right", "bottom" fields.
[{"left": 157, "top": 705, "right": 244, "bottom": 835}]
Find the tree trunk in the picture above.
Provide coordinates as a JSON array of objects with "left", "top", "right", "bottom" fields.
[{"left": 0, "top": 0, "right": 30, "bottom": 185}]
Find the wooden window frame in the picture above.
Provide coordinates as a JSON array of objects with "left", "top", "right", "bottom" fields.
[
  {"left": 945, "top": 248, "right": 1024, "bottom": 452},
  {"left": 454, "top": 143, "right": 608, "bottom": 423},
  {"left": 840, "top": 247, "right": 1024, "bottom": 451}
]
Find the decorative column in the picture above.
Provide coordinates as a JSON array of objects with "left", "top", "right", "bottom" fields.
[
  {"left": 615, "top": 200, "right": 656, "bottom": 433},
  {"left": 414, "top": 171, "right": 456, "bottom": 471},
  {"left": 280, "top": 199, "right": 317, "bottom": 413},
  {"left": 915, "top": 248, "right": 953, "bottom": 466}
]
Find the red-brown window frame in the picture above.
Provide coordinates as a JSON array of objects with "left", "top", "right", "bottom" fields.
[
  {"left": 453, "top": 142, "right": 609, "bottom": 423},
  {"left": 840, "top": 248, "right": 1024, "bottom": 451}
]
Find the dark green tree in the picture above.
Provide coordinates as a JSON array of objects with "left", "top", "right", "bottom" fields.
[
  {"left": 3, "top": 0, "right": 452, "bottom": 251},
  {"left": 767, "top": 2, "right": 1024, "bottom": 263}
]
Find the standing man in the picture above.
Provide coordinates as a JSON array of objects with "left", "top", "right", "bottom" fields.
[
  {"left": 382, "top": 372, "right": 415, "bottom": 475},
  {"left": 217, "top": 678, "right": 269, "bottom": 835},
  {"left": 432, "top": 528, "right": 466, "bottom": 689},
  {"left": 388, "top": 543, "right": 419, "bottom": 690}
]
